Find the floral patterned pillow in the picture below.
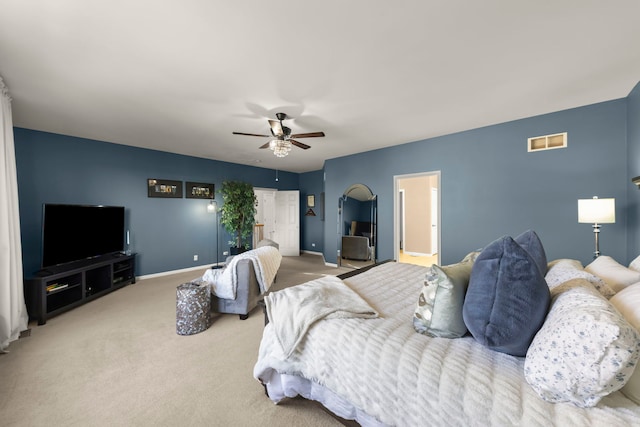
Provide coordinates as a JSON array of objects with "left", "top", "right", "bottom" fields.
[{"left": 524, "top": 278, "right": 640, "bottom": 408}]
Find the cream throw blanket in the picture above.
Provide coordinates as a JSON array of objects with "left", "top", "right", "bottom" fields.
[
  {"left": 265, "top": 275, "right": 378, "bottom": 358},
  {"left": 202, "top": 246, "right": 281, "bottom": 299}
]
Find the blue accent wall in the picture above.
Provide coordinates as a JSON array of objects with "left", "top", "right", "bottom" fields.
[
  {"left": 14, "top": 87, "right": 640, "bottom": 277},
  {"left": 628, "top": 81, "right": 640, "bottom": 259},
  {"left": 299, "top": 170, "right": 324, "bottom": 252},
  {"left": 324, "top": 99, "right": 630, "bottom": 267},
  {"left": 14, "top": 128, "right": 298, "bottom": 277}
]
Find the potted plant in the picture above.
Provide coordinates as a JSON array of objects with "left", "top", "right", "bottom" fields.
[{"left": 219, "top": 180, "right": 257, "bottom": 254}]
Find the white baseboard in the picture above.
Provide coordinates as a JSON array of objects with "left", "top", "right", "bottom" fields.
[
  {"left": 138, "top": 251, "right": 335, "bottom": 281},
  {"left": 137, "top": 262, "right": 222, "bottom": 281},
  {"left": 301, "top": 250, "right": 323, "bottom": 256},
  {"left": 301, "top": 250, "right": 336, "bottom": 267}
]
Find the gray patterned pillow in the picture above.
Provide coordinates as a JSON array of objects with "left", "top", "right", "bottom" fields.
[
  {"left": 413, "top": 252, "right": 478, "bottom": 338},
  {"left": 524, "top": 278, "right": 640, "bottom": 408}
]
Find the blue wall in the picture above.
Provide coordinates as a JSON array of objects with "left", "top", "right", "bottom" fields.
[
  {"left": 299, "top": 170, "right": 324, "bottom": 252},
  {"left": 14, "top": 89, "right": 640, "bottom": 278},
  {"left": 628, "top": 81, "right": 640, "bottom": 259},
  {"left": 324, "top": 99, "right": 630, "bottom": 267},
  {"left": 14, "top": 129, "right": 298, "bottom": 277}
]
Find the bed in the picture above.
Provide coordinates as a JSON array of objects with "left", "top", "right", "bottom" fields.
[{"left": 254, "top": 231, "right": 640, "bottom": 427}]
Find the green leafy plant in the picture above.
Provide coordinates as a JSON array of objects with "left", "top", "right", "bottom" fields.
[{"left": 219, "top": 180, "right": 257, "bottom": 249}]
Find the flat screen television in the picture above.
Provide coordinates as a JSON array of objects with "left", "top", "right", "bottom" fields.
[{"left": 42, "top": 204, "right": 125, "bottom": 268}]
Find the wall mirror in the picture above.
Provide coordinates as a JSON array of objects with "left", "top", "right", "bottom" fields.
[{"left": 338, "top": 183, "right": 377, "bottom": 268}]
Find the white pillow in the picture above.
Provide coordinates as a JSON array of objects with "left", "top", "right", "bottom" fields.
[
  {"left": 545, "top": 258, "right": 615, "bottom": 298},
  {"left": 547, "top": 258, "right": 583, "bottom": 271},
  {"left": 610, "top": 283, "right": 640, "bottom": 403},
  {"left": 585, "top": 255, "right": 640, "bottom": 293},
  {"left": 524, "top": 278, "right": 640, "bottom": 408},
  {"left": 629, "top": 254, "right": 640, "bottom": 272}
]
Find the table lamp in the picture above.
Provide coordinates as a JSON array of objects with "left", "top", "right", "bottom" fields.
[{"left": 578, "top": 196, "right": 615, "bottom": 258}]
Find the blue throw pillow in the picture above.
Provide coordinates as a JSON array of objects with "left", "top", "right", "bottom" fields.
[
  {"left": 462, "top": 235, "right": 550, "bottom": 357},
  {"left": 514, "top": 229, "right": 548, "bottom": 275}
]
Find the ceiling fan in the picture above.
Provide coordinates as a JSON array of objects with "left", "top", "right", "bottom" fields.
[{"left": 232, "top": 112, "right": 325, "bottom": 157}]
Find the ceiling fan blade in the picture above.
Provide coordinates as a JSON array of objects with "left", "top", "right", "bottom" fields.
[
  {"left": 232, "top": 132, "right": 271, "bottom": 137},
  {"left": 259, "top": 141, "right": 272, "bottom": 149},
  {"left": 269, "top": 120, "right": 284, "bottom": 137},
  {"left": 290, "top": 139, "right": 311, "bottom": 149},
  {"left": 290, "top": 131, "right": 325, "bottom": 138}
]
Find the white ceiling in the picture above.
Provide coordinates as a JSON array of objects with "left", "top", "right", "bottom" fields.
[{"left": 1, "top": 1, "right": 639, "bottom": 173}]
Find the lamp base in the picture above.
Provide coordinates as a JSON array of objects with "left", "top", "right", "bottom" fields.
[{"left": 592, "top": 223, "right": 601, "bottom": 259}]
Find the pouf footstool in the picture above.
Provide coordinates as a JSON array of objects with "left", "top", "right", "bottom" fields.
[{"left": 176, "top": 281, "right": 210, "bottom": 335}]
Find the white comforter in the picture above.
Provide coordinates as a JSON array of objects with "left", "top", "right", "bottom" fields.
[{"left": 253, "top": 262, "right": 640, "bottom": 427}]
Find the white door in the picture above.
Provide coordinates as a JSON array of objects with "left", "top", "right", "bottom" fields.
[
  {"left": 260, "top": 190, "right": 276, "bottom": 240},
  {"left": 275, "top": 190, "right": 300, "bottom": 256}
]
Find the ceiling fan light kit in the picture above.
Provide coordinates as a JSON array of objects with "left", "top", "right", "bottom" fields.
[
  {"left": 269, "top": 139, "right": 292, "bottom": 157},
  {"left": 233, "top": 112, "right": 325, "bottom": 158}
]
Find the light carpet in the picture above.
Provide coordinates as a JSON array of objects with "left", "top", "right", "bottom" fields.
[{"left": 0, "top": 253, "right": 352, "bottom": 426}]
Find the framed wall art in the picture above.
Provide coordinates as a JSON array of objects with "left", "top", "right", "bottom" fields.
[
  {"left": 186, "top": 182, "right": 214, "bottom": 199},
  {"left": 147, "top": 179, "right": 183, "bottom": 198}
]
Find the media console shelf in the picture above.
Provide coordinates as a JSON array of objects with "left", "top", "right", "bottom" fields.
[{"left": 25, "top": 253, "right": 136, "bottom": 325}]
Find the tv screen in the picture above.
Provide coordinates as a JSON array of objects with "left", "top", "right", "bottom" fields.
[{"left": 42, "top": 204, "right": 125, "bottom": 268}]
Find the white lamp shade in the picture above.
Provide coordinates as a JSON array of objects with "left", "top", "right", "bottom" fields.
[{"left": 578, "top": 197, "right": 615, "bottom": 224}]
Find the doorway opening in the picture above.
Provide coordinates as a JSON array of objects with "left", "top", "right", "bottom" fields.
[
  {"left": 393, "top": 172, "right": 440, "bottom": 267},
  {"left": 254, "top": 188, "right": 300, "bottom": 256}
]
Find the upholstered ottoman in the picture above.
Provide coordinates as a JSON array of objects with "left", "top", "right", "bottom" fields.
[{"left": 176, "top": 281, "right": 210, "bottom": 335}]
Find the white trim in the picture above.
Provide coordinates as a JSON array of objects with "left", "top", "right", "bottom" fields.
[
  {"left": 301, "top": 250, "right": 324, "bottom": 257},
  {"left": 527, "top": 132, "right": 567, "bottom": 152},
  {"left": 393, "top": 171, "right": 441, "bottom": 266},
  {"left": 399, "top": 188, "right": 405, "bottom": 251},
  {"left": 137, "top": 263, "right": 217, "bottom": 281},
  {"left": 138, "top": 251, "right": 331, "bottom": 281}
]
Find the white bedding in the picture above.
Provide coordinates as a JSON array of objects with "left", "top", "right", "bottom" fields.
[
  {"left": 253, "top": 262, "right": 640, "bottom": 427},
  {"left": 202, "top": 246, "right": 281, "bottom": 299},
  {"left": 265, "top": 275, "right": 378, "bottom": 357}
]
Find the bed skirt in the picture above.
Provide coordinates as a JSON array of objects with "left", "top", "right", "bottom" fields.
[{"left": 265, "top": 371, "right": 388, "bottom": 427}]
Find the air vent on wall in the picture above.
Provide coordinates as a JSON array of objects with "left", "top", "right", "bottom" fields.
[{"left": 528, "top": 132, "right": 567, "bottom": 152}]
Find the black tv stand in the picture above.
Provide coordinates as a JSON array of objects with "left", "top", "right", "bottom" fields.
[
  {"left": 25, "top": 253, "right": 136, "bottom": 325},
  {"left": 35, "top": 269, "right": 53, "bottom": 277}
]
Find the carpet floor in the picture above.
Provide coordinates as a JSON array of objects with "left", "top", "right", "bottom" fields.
[{"left": 1, "top": 253, "right": 353, "bottom": 426}]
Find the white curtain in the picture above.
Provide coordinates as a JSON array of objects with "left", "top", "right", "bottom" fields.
[{"left": 0, "top": 76, "right": 28, "bottom": 352}]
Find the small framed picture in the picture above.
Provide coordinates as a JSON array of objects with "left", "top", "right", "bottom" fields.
[
  {"left": 147, "top": 179, "right": 183, "bottom": 198},
  {"left": 186, "top": 182, "right": 214, "bottom": 199},
  {"left": 307, "top": 194, "right": 315, "bottom": 207}
]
